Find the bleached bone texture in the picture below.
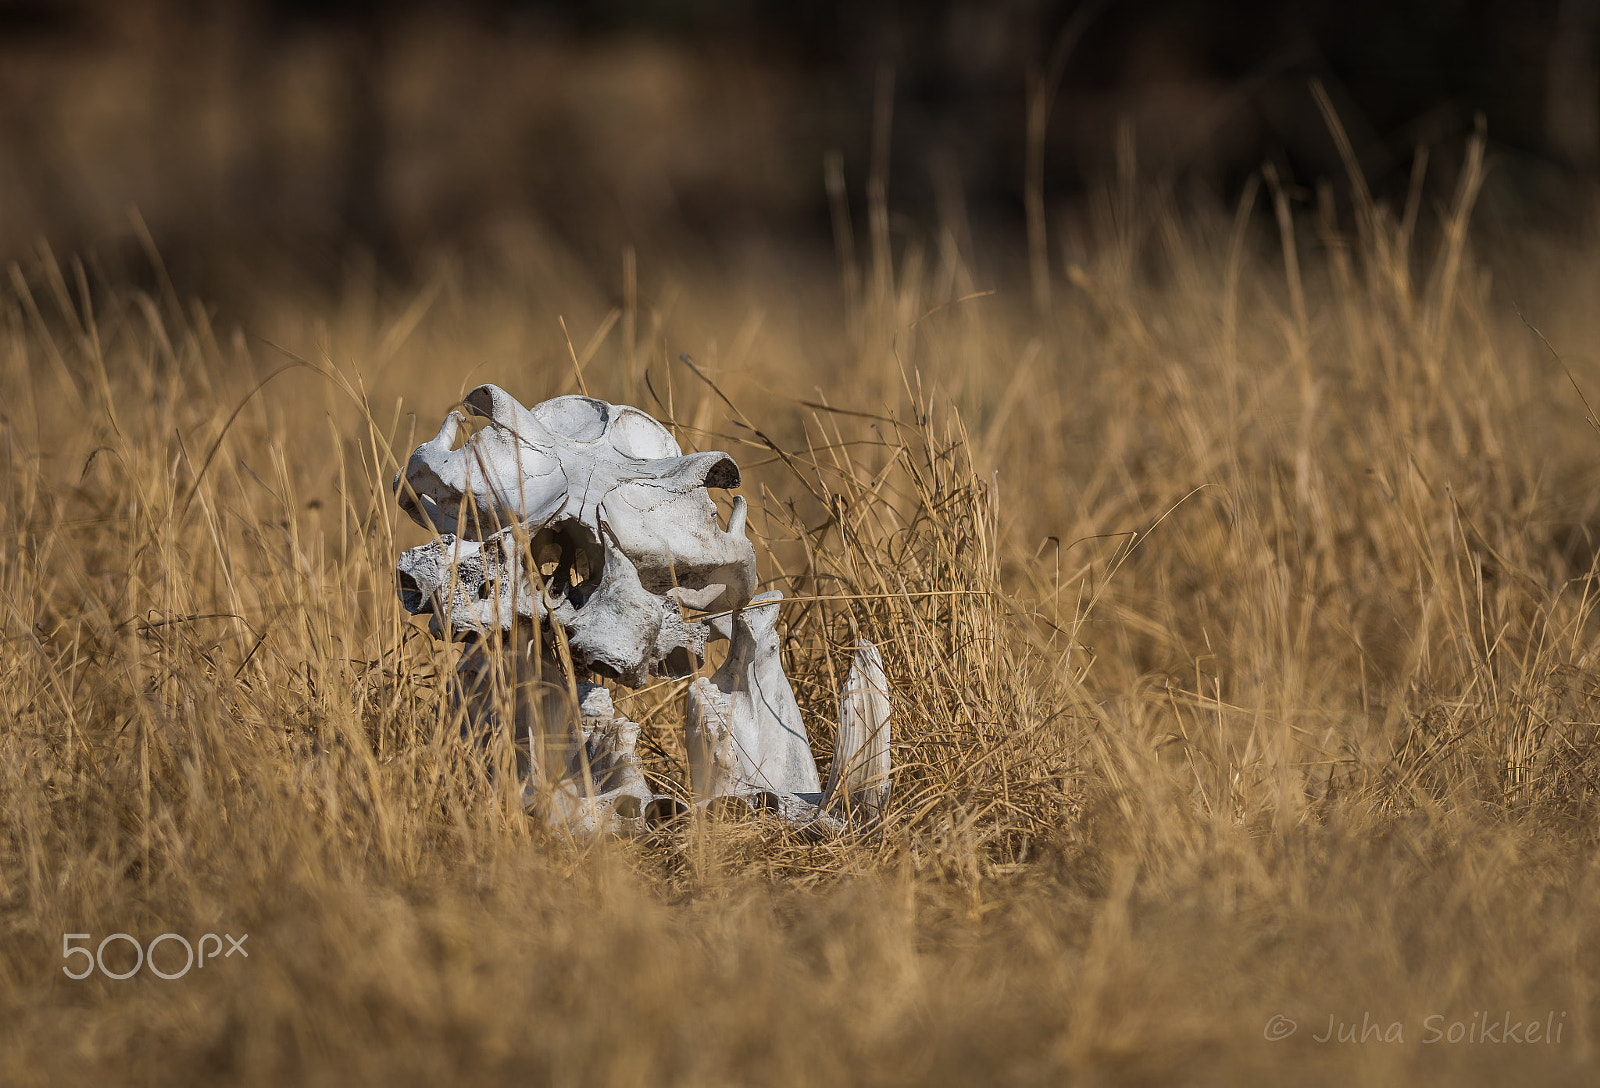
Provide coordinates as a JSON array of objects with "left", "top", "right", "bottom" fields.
[
  {"left": 395, "top": 386, "right": 754, "bottom": 684},
  {"left": 823, "top": 640, "right": 893, "bottom": 820},
  {"left": 394, "top": 386, "right": 890, "bottom": 835},
  {"left": 686, "top": 592, "right": 823, "bottom": 798}
]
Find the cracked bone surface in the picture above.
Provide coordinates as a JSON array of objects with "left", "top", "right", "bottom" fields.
[{"left": 394, "top": 386, "right": 888, "bottom": 834}]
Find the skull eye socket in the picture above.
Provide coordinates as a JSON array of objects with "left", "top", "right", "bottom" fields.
[{"left": 562, "top": 532, "right": 605, "bottom": 608}]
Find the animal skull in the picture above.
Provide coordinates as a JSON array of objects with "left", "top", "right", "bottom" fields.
[
  {"left": 393, "top": 385, "right": 890, "bottom": 834},
  {"left": 395, "top": 386, "right": 755, "bottom": 684}
]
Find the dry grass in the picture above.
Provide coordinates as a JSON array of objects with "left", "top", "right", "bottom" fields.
[{"left": 5, "top": 133, "right": 1600, "bottom": 1085}]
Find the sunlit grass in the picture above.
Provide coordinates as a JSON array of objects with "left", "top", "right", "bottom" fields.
[{"left": 4, "top": 129, "right": 1600, "bottom": 1084}]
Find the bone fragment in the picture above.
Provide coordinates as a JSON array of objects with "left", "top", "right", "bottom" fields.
[
  {"left": 544, "top": 529, "right": 707, "bottom": 687},
  {"left": 396, "top": 530, "right": 538, "bottom": 636},
  {"left": 452, "top": 642, "right": 657, "bottom": 837},
  {"left": 686, "top": 591, "right": 822, "bottom": 798}
]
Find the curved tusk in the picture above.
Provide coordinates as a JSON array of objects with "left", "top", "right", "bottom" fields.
[
  {"left": 435, "top": 409, "right": 464, "bottom": 449},
  {"left": 823, "top": 639, "right": 892, "bottom": 822}
]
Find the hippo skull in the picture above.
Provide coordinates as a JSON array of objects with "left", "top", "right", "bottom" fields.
[
  {"left": 393, "top": 386, "right": 890, "bottom": 836},
  {"left": 394, "top": 385, "right": 757, "bottom": 684}
]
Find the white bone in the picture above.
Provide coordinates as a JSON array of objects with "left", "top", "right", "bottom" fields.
[
  {"left": 543, "top": 528, "right": 707, "bottom": 687},
  {"left": 823, "top": 640, "right": 892, "bottom": 820},
  {"left": 397, "top": 388, "right": 755, "bottom": 611},
  {"left": 396, "top": 407, "right": 566, "bottom": 537},
  {"left": 533, "top": 683, "right": 658, "bottom": 836},
  {"left": 394, "top": 387, "right": 890, "bottom": 835},
  {"left": 686, "top": 592, "right": 822, "bottom": 798},
  {"left": 396, "top": 530, "right": 539, "bottom": 637},
  {"left": 455, "top": 649, "right": 659, "bottom": 837},
  {"left": 396, "top": 391, "right": 754, "bottom": 683}
]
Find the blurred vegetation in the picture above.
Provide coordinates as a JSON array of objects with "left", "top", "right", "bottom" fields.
[{"left": 1, "top": 0, "right": 1596, "bottom": 293}]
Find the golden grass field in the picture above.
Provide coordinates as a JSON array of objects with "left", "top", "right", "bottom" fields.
[{"left": 6, "top": 129, "right": 1600, "bottom": 1085}]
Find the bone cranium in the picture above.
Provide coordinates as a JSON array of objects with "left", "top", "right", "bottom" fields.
[{"left": 394, "top": 385, "right": 890, "bottom": 835}]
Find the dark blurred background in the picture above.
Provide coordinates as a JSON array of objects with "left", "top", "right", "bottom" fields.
[{"left": 1, "top": 0, "right": 1595, "bottom": 293}]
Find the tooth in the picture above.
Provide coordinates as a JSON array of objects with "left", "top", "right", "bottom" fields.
[
  {"left": 824, "top": 640, "right": 892, "bottom": 822},
  {"left": 434, "top": 410, "right": 463, "bottom": 450},
  {"left": 394, "top": 411, "right": 468, "bottom": 533},
  {"left": 666, "top": 583, "right": 726, "bottom": 611}
]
